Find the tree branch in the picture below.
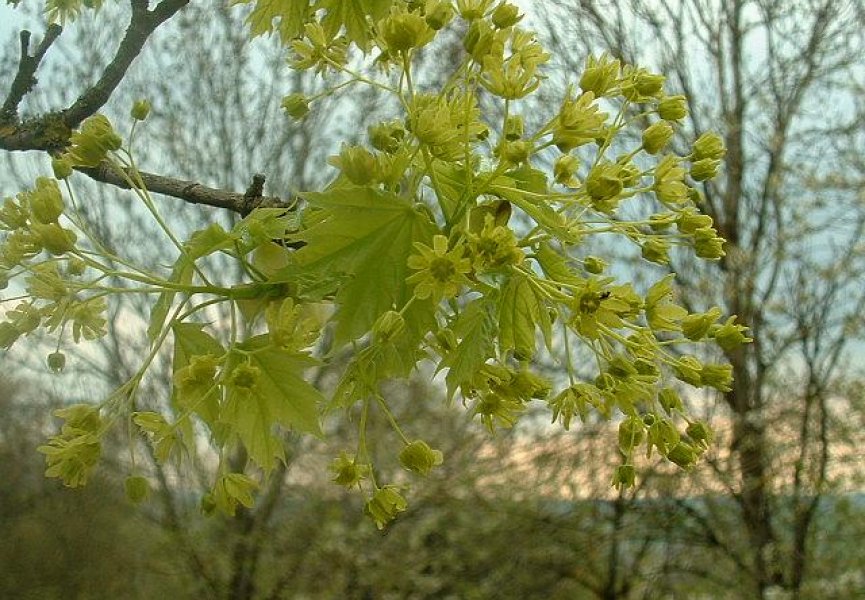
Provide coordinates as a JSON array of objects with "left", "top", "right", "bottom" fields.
[
  {"left": 0, "top": 24, "right": 63, "bottom": 123},
  {"left": 75, "top": 162, "right": 290, "bottom": 214},
  {"left": 0, "top": 0, "right": 288, "bottom": 215},
  {"left": 61, "top": 0, "right": 190, "bottom": 130}
]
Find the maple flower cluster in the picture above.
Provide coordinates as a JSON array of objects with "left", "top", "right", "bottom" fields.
[{"left": 0, "top": 0, "right": 756, "bottom": 530}]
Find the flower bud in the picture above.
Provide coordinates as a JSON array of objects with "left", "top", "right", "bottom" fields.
[
  {"left": 649, "top": 213, "right": 675, "bottom": 231},
  {"left": 329, "top": 452, "right": 370, "bottom": 487},
  {"left": 700, "top": 363, "right": 733, "bottom": 391},
  {"left": 634, "top": 72, "right": 665, "bottom": 97},
  {"left": 399, "top": 440, "right": 443, "bottom": 476},
  {"left": 553, "top": 154, "right": 579, "bottom": 186},
  {"left": 692, "top": 131, "right": 725, "bottom": 160},
  {"left": 32, "top": 223, "right": 76, "bottom": 255},
  {"left": 586, "top": 163, "right": 623, "bottom": 210},
  {"left": 658, "top": 387, "right": 683, "bottom": 415},
  {"left": 66, "top": 257, "right": 87, "bottom": 276},
  {"left": 369, "top": 120, "right": 405, "bottom": 153},
  {"left": 435, "top": 327, "right": 457, "bottom": 352},
  {"left": 130, "top": 99, "right": 151, "bottom": 121},
  {"left": 690, "top": 158, "right": 720, "bottom": 181},
  {"left": 641, "top": 238, "right": 670, "bottom": 264},
  {"left": 642, "top": 121, "right": 673, "bottom": 155},
  {"left": 334, "top": 144, "right": 378, "bottom": 185},
  {"left": 618, "top": 417, "right": 645, "bottom": 455},
  {"left": 657, "top": 95, "right": 688, "bottom": 121},
  {"left": 68, "top": 115, "right": 123, "bottom": 167},
  {"left": 52, "top": 156, "right": 73, "bottom": 180},
  {"left": 617, "top": 160, "right": 641, "bottom": 187},
  {"left": 648, "top": 418, "right": 681, "bottom": 455},
  {"left": 667, "top": 442, "right": 698, "bottom": 469},
  {"left": 425, "top": 1, "right": 454, "bottom": 30},
  {"left": 124, "top": 475, "right": 150, "bottom": 503},
  {"left": 673, "top": 355, "right": 703, "bottom": 387},
  {"left": 611, "top": 464, "right": 636, "bottom": 489},
  {"left": 681, "top": 307, "right": 721, "bottom": 340},
  {"left": 458, "top": 0, "right": 494, "bottom": 20},
  {"left": 583, "top": 255, "right": 606, "bottom": 274},
  {"left": 380, "top": 9, "right": 433, "bottom": 53},
  {"left": 491, "top": 2, "right": 521, "bottom": 28},
  {"left": 281, "top": 93, "right": 310, "bottom": 120},
  {"left": 47, "top": 351, "right": 66, "bottom": 373},
  {"left": 504, "top": 114, "right": 524, "bottom": 140},
  {"left": 29, "top": 177, "right": 65, "bottom": 224},
  {"left": 711, "top": 316, "right": 751, "bottom": 350},
  {"left": 0, "top": 197, "right": 29, "bottom": 230},
  {"left": 365, "top": 485, "right": 408, "bottom": 529},
  {"left": 228, "top": 363, "right": 260, "bottom": 390},
  {"left": 633, "top": 358, "right": 659, "bottom": 378},
  {"left": 693, "top": 226, "right": 725, "bottom": 259},
  {"left": 463, "top": 19, "right": 494, "bottom": 60},
  {"left": 499, "top": 139, "right": 531, "bottom": 164},
  {"left": 677, "top": 208, "right": 713, "bottom": 234},
  {"left": 175, "top": 354, "right": 220, "bottom": 391},
  {"left": 686, "top": 420, "right": 713, "bottom": 449},
  {"left": 580, "top": 54, "right": 620, "bottom": 97}
]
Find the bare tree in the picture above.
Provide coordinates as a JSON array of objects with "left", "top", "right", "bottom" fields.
[{"left": 537, "top": 1, "right": 865, "bottom": 597}]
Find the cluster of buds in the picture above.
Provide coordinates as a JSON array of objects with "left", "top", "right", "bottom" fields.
[{"left": 467, "top": 364, "right": 551, "bottom": 433}]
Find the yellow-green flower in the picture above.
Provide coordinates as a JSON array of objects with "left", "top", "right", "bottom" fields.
[
  {"left": 329, "top": 451, "right": 370, "bottom": 488},
  {"left": 399, "top": 440, "right": 443, "bottom": 476},
  {"left": 378, "top": 6, "right": 434, "bottom": 54},
  {"left": 553, "top": 91, "right": 607, "bottom": 152},
  {"left": 407, "top": 235, "right": 471, "bottom": 302},
  {"left": 657, "top": 95, "right": 688, "bottom": 121},
  {"left": 365, "top": 485, "right": 408, "bottom": 529},
  {"left": 653, "top": 155, "right": 689, "bottom": 207},
  {"left": 579, "top": 54, "right": 620, "bottom": 97}
]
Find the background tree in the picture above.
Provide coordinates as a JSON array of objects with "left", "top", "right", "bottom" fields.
[
  {"left": 537, "top": 1, "right": 865, "bottom": 597},
  {"left": 4, "top": 1, "right": 863, "bottom": 598}
]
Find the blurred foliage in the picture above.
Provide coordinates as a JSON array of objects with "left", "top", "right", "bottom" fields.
[{"left": 3, "top": 376, "right": 864, "bottom": 599}]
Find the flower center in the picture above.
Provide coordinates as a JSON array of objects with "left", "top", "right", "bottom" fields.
[{"left": 429, "top": 257, "right": 456, "bottom": 282}]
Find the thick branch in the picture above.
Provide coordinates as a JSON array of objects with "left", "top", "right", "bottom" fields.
[
  {"left": 76, "top": 162, "right": 290, "bottom": 214},
  {"left": 0, "top": 0, "right": 189, "bottom": 152},
  {"left": 1, "top": 25, "right": 63, "bottom": 122},
  {"left": 61, "top": 0, "right": 190, "bottom": 129}
]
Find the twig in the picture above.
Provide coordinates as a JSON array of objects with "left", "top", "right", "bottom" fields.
[
  {"left": 61, "top": 0, "right": 190, "bottom": 129},
  {"left": 76, "top": 162, "right": 290, "bottom": 214},
  {"left": 0, "top": 24, "right": 63, "bottom": 122}
]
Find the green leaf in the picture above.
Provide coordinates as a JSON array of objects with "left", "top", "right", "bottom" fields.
[
  {"left": 172, "top": 323, "right": 224, "bottom": 426},
  {"left": 441, "top": 296, "right": 496, "bottom": 399},
  {"left": 535, "top": 242, "right": 583, "bottom": 286},
  {"left": 222, "top": 336, "right": 323, "bottom": 472},
  {"left": 231, "top": 0, "right": 310, "bottom": 42},
  {"left": 499, "top": 273, "right": 547, "bottom": 360},
  {"left": 329, "top": 297, "right": 435, "bottom": 411},
  {"left": 314, "top": 0, "right": 392, "bottom": 52},
  {"left": 431, "top": 161, "right": 472, "bottom": 223},
  {"left": 292, "top": 185, "right": 437, "bottom": 347},
  {"left": 147, "top": 262, "right": 192, "bottom": 343}
]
